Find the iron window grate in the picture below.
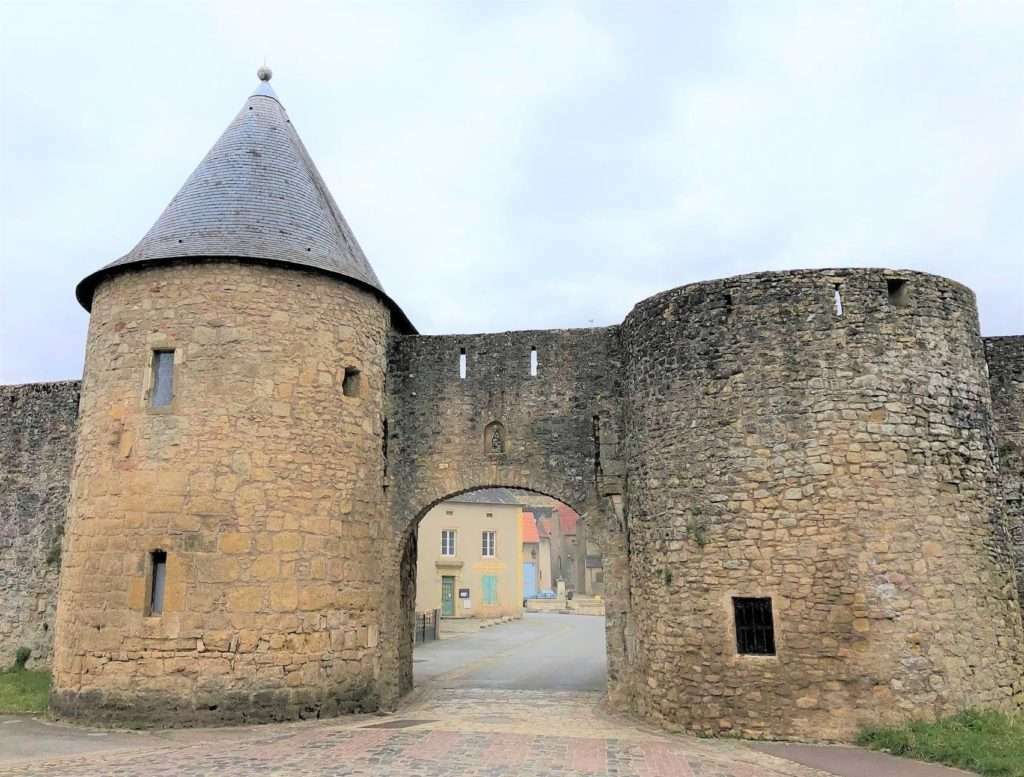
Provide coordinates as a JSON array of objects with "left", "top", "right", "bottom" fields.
[{"left": 733, "top": 596, "right": 775, "bottom": 655}]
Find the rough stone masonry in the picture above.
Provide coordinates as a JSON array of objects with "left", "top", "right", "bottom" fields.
[
  {"left": 1, "top": 71, "right": 1022, "bottom": 742},
  {"left": 0, "top": 381, "right": 79, "bottom": 667}
]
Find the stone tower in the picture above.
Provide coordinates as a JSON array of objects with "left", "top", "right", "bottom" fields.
[
  {"left": 619, "top": 269, "right": 1024, "bottom": 741},
  {"left": 51, "top": 69, "right": 412, "bottom": 724}
]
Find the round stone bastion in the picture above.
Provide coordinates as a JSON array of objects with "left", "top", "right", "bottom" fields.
[
  {"left": 51, "top": 260, "right": 393, "bottom": 726},
  {"left": 619, "top": 268, "right": 1024, "bottom": 741}
]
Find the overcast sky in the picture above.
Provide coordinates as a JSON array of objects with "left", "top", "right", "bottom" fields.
[{"left": 1, "top": 1, "right": 1022, "bottom": 383}]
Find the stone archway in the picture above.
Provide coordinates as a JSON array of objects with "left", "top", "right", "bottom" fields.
[
  {"left": 381, "top": 329, "right": 632, "bottom": 708},
  {"left": 387, "top": 483, "right": 602, "bottom": 696}
]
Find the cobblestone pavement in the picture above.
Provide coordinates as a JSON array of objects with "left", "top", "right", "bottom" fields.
[{"left": 0, "top": 689, "right": 833, "bottom": 777}]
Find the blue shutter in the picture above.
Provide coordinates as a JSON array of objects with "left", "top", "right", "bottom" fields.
[{"left": 483, "top": 575, "right": 498, "bottom": 604}]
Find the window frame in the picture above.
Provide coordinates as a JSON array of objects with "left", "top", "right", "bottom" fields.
[
  {"left": 441, "top": 529, "right": 457, "bottom": 557},
  {"left": 732, "top": 596, "right": 776, "bottom": 656},
  {"left": 149, "top": 349, "right": 175, "bottom": 409},
  {"left": 481, "top": 530, "right": 496, "bottom": 558}
]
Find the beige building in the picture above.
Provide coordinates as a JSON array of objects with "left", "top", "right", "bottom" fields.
[{"left": 415, "top": 490, "right": 523, "bottom": 619}]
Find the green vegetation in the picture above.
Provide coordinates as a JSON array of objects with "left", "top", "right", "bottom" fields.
[
  {"left": 0, "top": 669, "right": 50, "bottom": 714},
  {"left": 14, "top": 647, "right": 31, "bottom": 671},
  {"left": 857, "top": 709, "right": 1024, "bottom": 777}
]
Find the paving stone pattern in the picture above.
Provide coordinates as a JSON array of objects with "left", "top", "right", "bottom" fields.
[{"left": 0, "top": 690, "right": 831, "bottom": 777}]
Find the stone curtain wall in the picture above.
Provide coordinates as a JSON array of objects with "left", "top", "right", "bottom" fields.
[
  {"left": 0, "top": 381, "right": 79, "bottom": 668},
  {"left": 51, "top": 262, "right": 392, "bottom": 726},
  {"left": 5, "top": 263, "right": 1021, "bottom": 740},
  {"left": 621, "top": 269, "right": 1024, "bottom": 741},
  {"left": 383, "top": 328, "right": 630, "bottom": 704},
  {"left": 986, "top": 337, "right": 1024, "bottom": 613}
]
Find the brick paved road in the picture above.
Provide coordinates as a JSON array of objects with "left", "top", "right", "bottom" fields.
[
  {"left": 0, "top": 688, "right": 830, "bottom": 777},
  {"left": 0, "top": 617, "right": 956, "bottom": 776}
]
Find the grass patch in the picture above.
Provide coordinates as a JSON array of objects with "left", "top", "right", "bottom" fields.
[
  {"left": 857, "top": 709, "right": 1024, "bottom": 777},
  {"left": 0, "top": 669, "right": 50, "bottom": 714}
]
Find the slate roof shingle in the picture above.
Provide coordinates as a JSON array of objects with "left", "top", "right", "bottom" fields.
[{"left": 76, "top": 78, "right": 413, "bottom": 332}]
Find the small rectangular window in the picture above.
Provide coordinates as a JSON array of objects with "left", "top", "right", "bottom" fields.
[
  {"left": 887, "top": 278, "right": 909, "bottom": 307},
  {"left": 482, "top": 574, "right": 498, "bottom": 604},
  {"left": 342, "top": 367, "right": 361, "bottom": 397},
  {"left": 733, "top": 597, "right": 775, "bottom": 655},
  {"left": 833, "top": 285, "right": 844, "bottom": 317},
  {"left": 530, "top": 348, "right": 538, "bottom": 377},
  {"left": 150, "top": 350, "right": 174, "bottom": 407},
  {"left": 459, "top": 349, "right": 467, "bottom": 379},
  {"left": 441, "top": 529, "right": 456, "bottom": 557},
  {"left": 482, "top": 530, "right": 496, "bottom": 557},
  {"left": 149, "top": 550, "right": 167, "bottom": 615}
]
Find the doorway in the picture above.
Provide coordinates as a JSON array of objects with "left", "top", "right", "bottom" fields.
[{"left": 441, "top": 576, "right": 455, "bottom": 617}]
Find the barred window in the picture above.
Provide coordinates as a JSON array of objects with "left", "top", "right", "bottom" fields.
[
  {"left": 441, "top": 530, "right": 456, "bottom": 557},
  {"left": 733, "top": 597, "right": 775, "bottom": 655},
  {"left": 481, "top": 531, "right": 495, "bottom": 558}
]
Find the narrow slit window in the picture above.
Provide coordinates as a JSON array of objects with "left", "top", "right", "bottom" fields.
[
  {"left": 834, "top": 285, "right": 844, "bottom": 317},
  {"left": 150, "top": 350, "right": 174, "bottom": 407},
  {"left": 887, "top": 278, "right": 909, "bottom": 307},
  {"left": 459, "top": 349, "right": 467, "bottom": 380},
  {"left": 724, "top": 292, "right": 733, "bottom": 321},
  {"left": 733, "top": 596, "right": 775, "bottom": 655},
  {"left": 381, "top": 417, "right": 388, "bottom": 485},
  {"left": 149, "top": 550, "right": 167, "bottom": 616},
  {"left": 342, "top": 367, "right": 361, "bottom": 397},
  {"left": 530, "top": 348, "right": 538, "bottom": 377},
  {"left": 482, "top": 530, "right": 496, "bottom": 557}
]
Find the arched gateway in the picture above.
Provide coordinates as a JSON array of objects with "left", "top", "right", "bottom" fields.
[{"left": 49, "top": 70, "right": 1024, "bottom": 742}]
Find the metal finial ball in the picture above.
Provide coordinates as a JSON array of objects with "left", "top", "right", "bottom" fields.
[{"left": 257, "top": 65, "right": 273, "bottom": 82}]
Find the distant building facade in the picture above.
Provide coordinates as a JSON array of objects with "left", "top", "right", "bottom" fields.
[
  {"left": 520, "top": 507, "right": 552, "bottom": 597},
  {"left": 415, "top": 490, "right": 523, "bottom": 619}
]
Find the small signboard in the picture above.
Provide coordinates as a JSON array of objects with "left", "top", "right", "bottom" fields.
[{"left": 458, "top": 588, "right": 470, "bottom": 599}]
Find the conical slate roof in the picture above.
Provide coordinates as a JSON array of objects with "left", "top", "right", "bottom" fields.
[{"left": 76, "top": 70, "right": 414, "bottom": 332}]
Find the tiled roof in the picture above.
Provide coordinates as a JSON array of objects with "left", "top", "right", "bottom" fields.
[
  {"left": 521, "top": 513, "right": 540, "bottom": 543},
  {"left": 447, "top": 488, "right": 521, "bottom": 505},
  {"left": 76, "top": 74, "right": 413, "bottom": 332}
]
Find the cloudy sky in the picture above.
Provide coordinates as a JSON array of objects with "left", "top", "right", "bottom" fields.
[{"left": 1, "top": 1, "right": 1022, "bottom": 383}]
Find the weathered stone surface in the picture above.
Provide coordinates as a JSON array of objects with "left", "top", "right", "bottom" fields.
[
  {"left": 620, "top": 268, "right": 1024, "bottom": 741},
  {"left": 50, "top": 261, "right": 391, "bottom": 726},
  {"left": 0, "top": 381, "right": 79, "bottom": 667},
  {"left": 3, "top": 265, "right": 1021, "bottom": 742},
  {"left": 986, "top": 336, "right": 1024, "bottom": 615},
  {"left": 382, "top": 327, "right": 629, "bottom": 706}
]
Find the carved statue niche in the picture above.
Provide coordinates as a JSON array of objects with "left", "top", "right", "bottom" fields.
[{"left": 485, "top": 421, "right": 505, "bottom": 455}]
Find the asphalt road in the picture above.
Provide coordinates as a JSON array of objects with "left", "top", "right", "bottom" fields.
[{"left": 414, "top": 612, "right": 608, "bottom": 691}]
